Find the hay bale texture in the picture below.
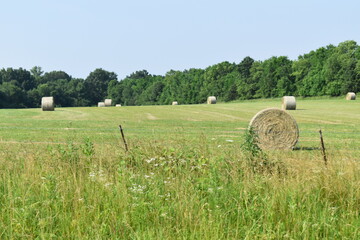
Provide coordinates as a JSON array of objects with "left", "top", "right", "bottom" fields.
[
  {"left": 282, "top": 96, "right": 296, "bottom": 110},
  {"left": 249, "top": 108, "right": 299, "bottom": 150},
  {"left": 41, "top": 97, "right": 54, "bottom": 111},
  {"left": 207, "top": 96, "right": 216, "bottom": 104},
  {"left": 104, "top": 99, "right": 112, "bottom": 106},
  {"left": 98, "top": 102, "right": 105, "bottom": 107},
  {"left": 172, "top": 101, "right": 178, "bottom": 105},
  {"left": 346, "top": 92, "right": 356, "bottom": 100}
]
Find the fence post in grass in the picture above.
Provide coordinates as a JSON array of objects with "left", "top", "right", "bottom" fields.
[
  {"left": 319, "top": 129, "right": 327, "bottom": 166},
  {"left": 119, "top": 125, "right": 129, "bottom": 152}
]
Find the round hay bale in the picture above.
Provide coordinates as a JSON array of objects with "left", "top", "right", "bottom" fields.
[
  {"left": 346, "top": 92, "right": 356, "bottom": 100},
  {"left": 207, "top": 96, "right": 216, "bottom": 104},
  {"left": 41, "top": 97, "right": 54, "bottom": 111},
  {"left": 282, "top": 96, "right": 296, "bottom": 110},
  {"left": 115, "top": 104, "right": 122, "bottom": 107},
  {"left": 104, "top": 99, "right": 112, "bottom": 106},
  {"left": 249, "top": 108, "right": 299, "bottom": 150},
  {"left": 98, "top": 102, "right": 105, "bottom": 107},
  {"left": 172, "top": 101, "right": 178, "bottom": 105}
]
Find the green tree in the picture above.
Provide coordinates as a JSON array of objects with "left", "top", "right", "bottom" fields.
[
  {"left": 159, "top": 68, "right": 205, "bottom": 104},
  {"left": 84, "top": 68, "right": 117, "bottom": 106},
  {"left": 107, "top": 80, "right": 123, "bottom": 105},
  {"left": 0, "top": 81, "right": 26, "bottom": 108},
  {"left": 0, "top": 68, "right": 36, "bottom": 91},
  {"left": 41, "top": 70, "right": 71, "bottom": 83},
  {"left": 237, "top": 57, "right": 258, "bottom": 100},
  {"left": 30, "top": 66, "right": 44, "bottom": 84},
  {"left": 293, "top": 45, "right": 334, "bottom": 96},
  {"left": 138, "top": 80, "right": 165, "bottom": 104},
  {"left": 200, "top": 62, "right": 237, "bottom": 101},
  {"left": 324, "top": 40, "right": 359, "bottom": 95},
  {"left": 256, "top": 56, "right": 294, "bottom": 98}
]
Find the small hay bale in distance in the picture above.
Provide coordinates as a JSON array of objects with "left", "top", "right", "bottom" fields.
[
  {"left": 104, "top": 99, "right": 112, "bottom": 106},
  {"left": 249, "top": 108, "right": 299, "bottom": 150},
  {"left": 282, "top": 96, "right": 296, "bottom": 110},
  {"left": 41, "top": 97, "right": 55, "bottom": 111},
  {"left": 98, "top": 102, "right": 105, "bottom": 107},
  {"left": 115, "top": 104, "right": 122, "bottom": 107},
  {"left": 172, "top": 101, "right": 178, "bottom": 105},
  {"left": 346, "top": 92, "right": 356, "bottom": 100},
  {"left": 207, "top": 96, "right": 216, "bottom": 104}
]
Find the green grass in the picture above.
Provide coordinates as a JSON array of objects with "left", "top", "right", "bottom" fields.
[{"left": 1, "top": 98, "right": 360, "bottom": 239}]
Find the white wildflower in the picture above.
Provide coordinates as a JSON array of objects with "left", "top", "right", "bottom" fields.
[
  {"left": 146, "top": 157, "right": 156, "bottom": 163},
  {"left": 98, "top": 169, "right": 105, "bottom": 177},
  {"left": 129, "top": 184, "right": 146, "bottom": 194},
  {"left": 89, "top": 172, "right": 96, "bottom": 181}
]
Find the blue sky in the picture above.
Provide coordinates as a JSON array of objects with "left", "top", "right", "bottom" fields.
[{"left": 0, "top": 0, "right": 359, "bottom": 79}]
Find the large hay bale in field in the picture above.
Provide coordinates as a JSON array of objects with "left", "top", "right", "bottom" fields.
[
  {"left": 207, "top": 96, "right": 216, "bottom": 104},
  {"left": 282, "top": 96, "right": 296, "bottom": 110},
  {"left": 249, "top": 108, "right": 299, "bottom": 150},
  {"left": 41, "top": 97, "right": 54, "bottom": 111},
  {"left": 115, "top": 104, "right": 122, "bottom": 107},
  {"left": 346, "top": 92, "right": 356, "bottom": 100},
  {"left": 104, "top": 99, "right": 112, "bottom": 106},
  {"left": 98, "top": 102, "right": 105, "bottom": 107},
  {"left": 172, "top": 101, "right": 178, "bottom": 105}
]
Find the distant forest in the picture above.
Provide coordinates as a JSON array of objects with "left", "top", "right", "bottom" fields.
[{"left": 1, "top": 40, "right": 360, "bottom": 108}]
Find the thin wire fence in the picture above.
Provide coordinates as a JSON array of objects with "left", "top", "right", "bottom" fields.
[
  {"left": 1, "top": 125, "right": 360, "bottom": 134},
  {"left": 1, "top": 125, "right": 360, "bottom": 151}
]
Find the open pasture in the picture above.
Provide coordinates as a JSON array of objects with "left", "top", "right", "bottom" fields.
[
  {"left": 1, "top": 97, "right": 359, "bottom": 149},
  {"left": 1, "top": 98, "right": 360, "bottom": 239}
]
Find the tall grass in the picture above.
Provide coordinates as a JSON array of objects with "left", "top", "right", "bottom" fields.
[{"left": 1, "top": 135, "right": 360, "bottom": 239}]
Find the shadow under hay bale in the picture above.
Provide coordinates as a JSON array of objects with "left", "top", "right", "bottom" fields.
[
  {"left": 41, "top": 97, "right": 54, "bottom": 111},
  {"left": 293, "top": 146, "right": 321, "bottom": 151},
  {"left": 249, "top": 108, "right": 299, "bottom": 150},
  {"left": 346, "top": 92, "right": 356, "bottom": 100},
  {"left": 282, "top": 96, "right": 296, "bottom": 110},
  {"left": 207, "top": 96, "right": 216, "bottom": 104}
]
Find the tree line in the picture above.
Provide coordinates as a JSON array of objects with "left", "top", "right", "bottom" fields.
[{"left": 1, "top": 40, "right": 359, "bottom": 108}]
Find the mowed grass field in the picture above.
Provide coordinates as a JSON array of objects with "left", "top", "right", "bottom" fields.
[{"left": 1, "top": 98, "right": 360, "bottom": 239}]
